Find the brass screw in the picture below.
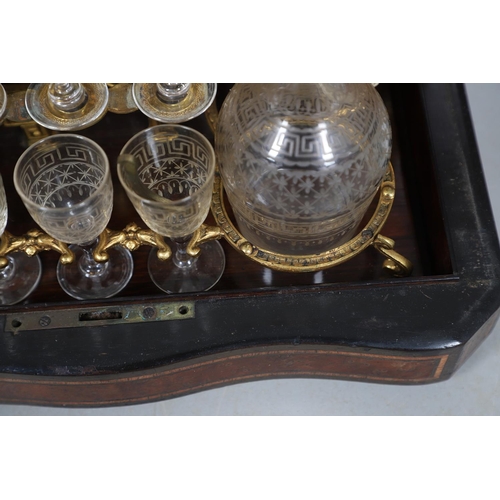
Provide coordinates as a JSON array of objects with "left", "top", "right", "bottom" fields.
[
  {"left": 142, "top": 307, "right": 156, "bottom": 319},
  {"left": 39, "top": 316, "right": 51, "bottom": 327}
]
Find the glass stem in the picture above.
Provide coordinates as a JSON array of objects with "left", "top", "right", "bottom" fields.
[
  {"left": 156, "top": 83, "right": 191, "bottom": 104},
  {"left": 0, "top": 255, "right": 15, "bottom": 281},
  {"left": 172, "top": 236, "right": 196, "bottom": 269},
  {"left": 48, "top": 83, "right": 88, "bottom": 112},
  {"left": 78, "top": 241, "right": 108, "bottom": 278}
]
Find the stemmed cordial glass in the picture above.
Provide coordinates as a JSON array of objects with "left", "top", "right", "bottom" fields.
[
  {"left": 0, "top": 174, "right": 42, "bottom": 305},
  {"left": 14, "top": 134, "right": 134, "bottom": 300},
  {"left": 132, "top": 83, "right": 216, "bottom": 123},
  {"left": 25, "top": 83, "right": 109, "bottom": 131},
  {"left": 118, "top": 124, "right": 225, "bottom": 293}
]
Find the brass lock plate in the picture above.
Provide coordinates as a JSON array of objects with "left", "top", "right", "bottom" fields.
[{"left": 4, "top": 301, "right": 195, "bottom": 333}]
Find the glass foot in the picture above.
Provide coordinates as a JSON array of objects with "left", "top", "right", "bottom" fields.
[
  {"left": 25, "top": 83, "right": 109, "bottom": 131},
  {"left": 132, "top": 83, "right": 217, "bottom": 123},
  {"left": 0, "top": 253, "right": 42, "bottom": 305},
  {"left": 148, "top": 240, "right": 225, "bottom": 294},
  {"left": 57, "top": 245, "right": 134, "bottom": 300}
]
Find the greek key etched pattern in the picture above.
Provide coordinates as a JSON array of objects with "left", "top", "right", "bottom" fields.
[
  {"left": 129, "top": 135, "right": 210, "bottom": 198},
  {"left": 18, "top": 142, "right": 112, "bottom": 245},
  {"left": 217, "top": 84, "right": 392, "bottom": 254},
  {"left": 125, "top": 134, "right": 213, "bottom": 237}
]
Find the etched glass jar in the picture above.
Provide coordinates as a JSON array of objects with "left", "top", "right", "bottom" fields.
[{"left": 215, "top": 83, "right": 392, "bottom": 255}]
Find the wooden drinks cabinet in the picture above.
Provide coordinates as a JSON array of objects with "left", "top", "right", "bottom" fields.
[{"left": 0, "top": 83, "right": 499, "bottom": 408}]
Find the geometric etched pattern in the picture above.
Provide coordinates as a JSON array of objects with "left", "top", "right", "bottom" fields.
[
  {"left": 16, "top": 141, "right": 112, "bottom": 245},
  {"left": 216, "top": 83, "right": 392, "bottom": 254},
  {"left": 26, "top": 161, "right": 103, "bottom": 207},
  {"left": 121, "top": 128, "right": 214, "bottom": 239},
  {"left": 20, "top": 145, "right": 105, "bottom": 205},
  {"left": 128, "top": 136, "right": 210, "bottom": 199}
]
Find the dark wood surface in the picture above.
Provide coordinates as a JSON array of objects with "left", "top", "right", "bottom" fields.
[
  {"left": 0, "top": 84, "right": 442, "bottom": 310},
  {"left": 1, "top": 83, "right": 499, "bottom": 407}
]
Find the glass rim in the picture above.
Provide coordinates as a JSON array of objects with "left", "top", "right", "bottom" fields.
[
  {"left": 0, "top": 84, "right": 7, "bottom": 120},
  {"left": 118, "top": 124, "right": 216, "bottom": 205},
  {"left": 13, "top": 133, "right": 111, "bottom": 212}
]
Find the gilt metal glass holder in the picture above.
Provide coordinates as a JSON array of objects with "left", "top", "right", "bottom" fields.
[{"left": 211, "top": 161, "right": 412, "bottom": 276}]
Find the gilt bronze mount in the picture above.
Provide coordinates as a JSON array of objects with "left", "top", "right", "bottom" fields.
[
  {"left": 211, "top": 162, "right": 412, "bottom": 276},
  {"left": 0, "top": 229, "right": 74, "bottom": 269}
]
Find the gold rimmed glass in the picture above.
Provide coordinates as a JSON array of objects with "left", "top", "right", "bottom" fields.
[
  {"left": 132, "top": 83, "right": 216, "bottom": 123},
  {"left": 25, "top": 83, "right": 109, "bottom": 131}
]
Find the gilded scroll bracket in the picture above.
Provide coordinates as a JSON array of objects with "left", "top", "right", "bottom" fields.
[
  {"left": 93, "top": 223, "right": 171, "bottom": 263},
  {"left": 0, "top": 229, "right": 74, "bottom": 269}
]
